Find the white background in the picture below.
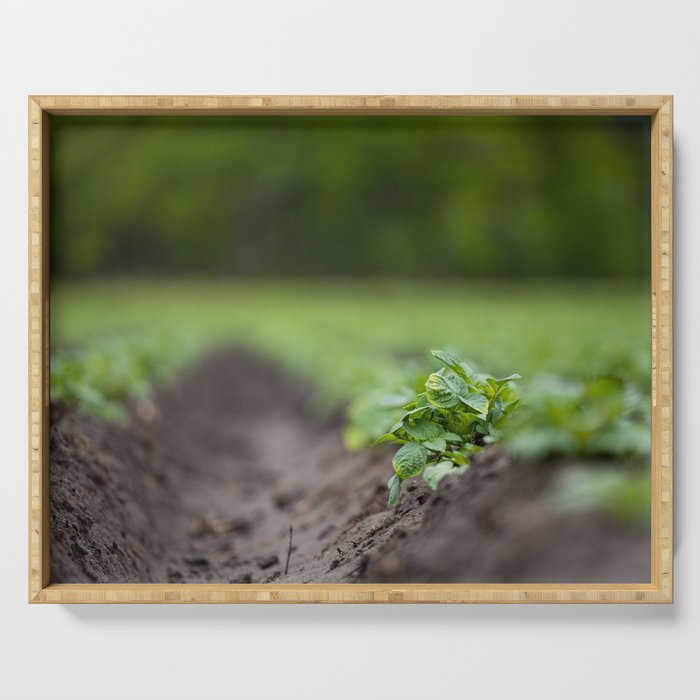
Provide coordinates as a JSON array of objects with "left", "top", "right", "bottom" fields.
[{"left": 0, "top": 1, "right": 696, "bottom": 698}]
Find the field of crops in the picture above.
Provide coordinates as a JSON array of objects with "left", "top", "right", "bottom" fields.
[
  {"left": 51, "top": 278, "right": 649, "bottom": 408},
  {"left": 49, "top": 279, "right": 652, "bottom": 583},
  {"left": 53, "top": 277, "right": 652, "bottom": 515}
]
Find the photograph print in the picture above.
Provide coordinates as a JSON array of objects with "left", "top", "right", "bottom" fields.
[{"left": 48, "top": 112, "right": 652, "bottom": 585}]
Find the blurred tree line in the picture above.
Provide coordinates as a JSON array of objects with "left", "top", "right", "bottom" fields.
[{"left": 50, "top": 115, "right": 650, "bottom": 280}]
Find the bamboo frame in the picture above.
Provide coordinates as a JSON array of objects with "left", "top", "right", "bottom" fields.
[{"left": 28, "top": 95, "right": 673, "bottom": 603}]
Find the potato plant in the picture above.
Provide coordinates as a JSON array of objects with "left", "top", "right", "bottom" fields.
[
  {"left": 51, "top": 332, "right": 191, "bottom": 421},
  {"left": 504, "top": 373, "right": 650, "bottom": 460},
  {"left": 374, "top": 349, "right": 520, "bottom": 507}
]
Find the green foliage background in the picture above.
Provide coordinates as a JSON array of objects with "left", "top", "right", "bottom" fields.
[{"left": 50, "top": 115, "right": 650, "bottom": 280}]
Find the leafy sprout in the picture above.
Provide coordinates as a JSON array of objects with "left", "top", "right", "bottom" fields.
[
  {"left": 374, "top": 349, "right": 520, "bottom": 507},
  {"left": 553, "top": 466, "right": 651, "bottom": 527},
  {"left": 504, "top": 373, "right": 650, "bottom": 460},
  {"left": 50, "top": 332, "right": 191, "bottom": 421}
]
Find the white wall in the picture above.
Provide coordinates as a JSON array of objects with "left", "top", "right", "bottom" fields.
[{"left": 0, "top": 2, "right": 696, "bottom": 698}]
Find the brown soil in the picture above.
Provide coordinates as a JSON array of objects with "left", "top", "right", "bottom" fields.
[{"left": 50, "top": 349, "right": 650, "bottom": 584}]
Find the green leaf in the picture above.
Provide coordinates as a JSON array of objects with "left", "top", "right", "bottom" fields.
[
  {"left": 422, "top": 460, "right": 470, "bottom": 490},
  {"left": 423, "top": 437, "right": 447, "bottom": 453},
  {"left": 392, "top": 442, "right": 429, "bottom": 479},
  {"left": 488, "top": 396, "right": 504, "bottom": 423},
  {"left": 474, "top": 420, "right": 490, "bottom": 435},
  {"left": 460, "top": 361, "right": 475, "bottom": 377},
  {"left": 387, "top": 474, "right": 402, "bottom": 508},
  {"left": 404, "top": 405, "right": 430, "bottom": 418},
  {"left": 443, "top": 432, "right": 463, "bottom": 443},
  {"left": 391, "top": 403, "right": 431, "bottom": 431},
  {"left": 425, "top": 372, "right": 469, "bottom": 409},
  {"left": 431, "top": 349, "right": 471, "bottom": 380},
  {"left": 491, "top": 373, "right": 521, "bottom": 385},
  {"left": 504, "top": 398, "right": 521, "bottom": 412},
  {"left": 450, "top": 451, "right": 469, "bottom": 465},
  {"left": 459, "top": 392, "right": 489, "bottom": 415},
  {"left": 403, "top": 417, "right": 444, "bottom": 440},
  {"left": 448, "top": 412, "right": 479, "bottom": 435},
  {"left": 404, "top": 393, "right": 429, "bottom": 410},
  {"left": 388, "top": 418, "right": 405, "bottom": 434},
  {"left": 372, "top": 433, "right": 398, "bottom": 446}
]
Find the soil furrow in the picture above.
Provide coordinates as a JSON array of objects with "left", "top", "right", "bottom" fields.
[{"left": 50, "top": 348, "right": 650, "bottom": 584}]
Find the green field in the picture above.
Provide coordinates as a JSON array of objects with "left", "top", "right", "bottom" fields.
[
  {"left": 51, "top": 278, "right": 645, "bottom": 413},
  {"left": 50, "top": 278, "right": 652, "bottom": 523},
  {"left": 51, "top": 279, "right": 647, "bottom": 408},
  {"left": 51, "top": 278, "right": 650, "bottom": 407}
]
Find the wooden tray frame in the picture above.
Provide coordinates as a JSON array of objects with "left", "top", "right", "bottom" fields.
[{"left": 28, "top": 95, "right": 673, "bottom": 603}]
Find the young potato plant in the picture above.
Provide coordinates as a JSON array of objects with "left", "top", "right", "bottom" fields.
[
  {"left": 374, "top": 350, "right": 520, "bottom": 508},
  {"left": 51, "top": 332, "right": 190, "bottom": 421},
  {"left": 504, "top": 373, "right": 650, "bottom": 460},
  {"left": 554, "top": 466, "right": 651, "bottom": 527}
]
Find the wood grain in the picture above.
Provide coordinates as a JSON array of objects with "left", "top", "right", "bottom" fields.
[
  {"left": 30, "top": 95, "right": 670, "bottom": 115},
  {"left": 650, "top": 97, "right": 673, "bottom": 601},
  {"left": 28, "top": 95, "right": 673, "bottom": 604},
  {"left": 28, "top": 97, "right": 50, "bottom": 601},
  {"left": 34, "top": 583, "right": 667, "bottom": 604}
]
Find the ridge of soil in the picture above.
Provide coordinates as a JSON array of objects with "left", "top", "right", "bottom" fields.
[{"left": 50, "top": 349, "right": 650, "bottom": 584}]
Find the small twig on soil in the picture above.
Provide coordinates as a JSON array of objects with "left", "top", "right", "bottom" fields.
[{"left": 284, "top": 524, "right": 293, "bottom": 575}]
